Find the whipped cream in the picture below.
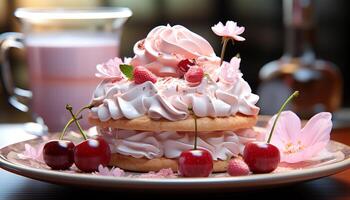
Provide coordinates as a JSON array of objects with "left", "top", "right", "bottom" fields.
[
  {"left": 130, "top": 25, "right": 220, "bottom": 77},
  {"left": 90, "top": 24, "right": 259, "bottom": 121},
  {"left": 99, "top": 128, "right": 265, "bottom": 160},
  {"left": 91, "top": 75, "right": 259, "bottom": 121}
]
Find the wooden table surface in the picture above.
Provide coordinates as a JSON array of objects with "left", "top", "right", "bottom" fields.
[{"left": 0, "top": 124, "right": 349, "bottom": 200}]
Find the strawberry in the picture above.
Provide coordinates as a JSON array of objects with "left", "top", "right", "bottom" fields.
[
  {"left": 133, "top": 66, "right": 157, "bottom": 84},
  {"left": 227, "top": 158, "right": 250, "bottom": 176},
  {"left": 184, "top": 66, "right": 204, "bottom": 86}
]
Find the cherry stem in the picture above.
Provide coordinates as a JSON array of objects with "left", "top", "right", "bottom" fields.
[
  {"left": 220, "top": 37, "right": 229, "bottom": 65},
  {"left": 59, "top": 116, "right": 82, "bottom": 140},
  {"left": 66, "top": 104, "right": 88, "bottom": 140},
  {"left": 194, "top": 114, "right": 198, "bottom": 150},
  {"left": 59, "top": 104, "right": 93, "bottom": 140},
  {"left": 188, "top": 107, "right": 198, "bottom": 150},
  {"left": 267, "top": 91, "right": 299, "bottom": 144}
]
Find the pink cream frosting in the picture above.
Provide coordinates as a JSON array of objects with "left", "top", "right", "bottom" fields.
[
  {"left": 130, "top": 24, "right": 220, "bottom": 77},
  {"left": 90, "top": 75, "right": 259, "bottom": 121},
  {"left": 99, "top": 128, "right": 265, "bottom": 160},
  {"left": 90, "top": 24, "right": 259, "bottom": 121}
]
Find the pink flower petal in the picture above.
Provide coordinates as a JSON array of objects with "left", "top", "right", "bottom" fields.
[
  {"left": 268, "top": 111, "right": 301, "bottom": 144},
  {"left": 19, "top": 143, "right": 44, "bottom": 163},
  {"left": 235, "top": 27, "right": 245, "bottom": 35},
  {"left": 233, "top": 35, "right": 246, "bottom": 42},
  {"left": 219, "top": 57, "right": 241, "bottom": 84},
  {"left": 211, "top": 21, "right": 245, "bottom": 41},
  {"left": 281, "top": 148, "right": 308, "bottom": 163},
  {"left": 211, "top": 22, "right": 225, "bottom": 36},
  {"left": 94, "top": 165, "right": 125, "bottom": 177},
  {"left": 301, "top": 112, "right": 332, "bottom": 148},
  {"left": 267, "top": 111, "right": 333, "bottom": 163},
  {"left": 138, "top": 168, "right": 176, "bottom": 178},
  {"left": 95, "top": 57, "right": 123, "bottom": 80}
]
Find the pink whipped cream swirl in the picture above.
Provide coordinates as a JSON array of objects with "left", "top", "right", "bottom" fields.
[
  {"left": 130, "top": 24, "right": 220, "bottom": 77},
  {"left": 90, "top": 24, "right": 259, "bottom": 121},
  {"left": 90, "top": 75, "right": 260, "bottom": 121},
  {"left": 99, "top": 128, "right": 265, "bottom": 160}
]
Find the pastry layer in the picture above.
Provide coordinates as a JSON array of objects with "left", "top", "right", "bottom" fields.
[
  {"left": 109, "top": 153, "right": 230, "bottom": 172},
  {"left": 90, "top": 113, "right": 257, "bottom": 132}
]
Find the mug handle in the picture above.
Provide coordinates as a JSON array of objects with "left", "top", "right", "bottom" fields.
[{"left": 0, "top": 32, "right": 32, "bottom": 112}]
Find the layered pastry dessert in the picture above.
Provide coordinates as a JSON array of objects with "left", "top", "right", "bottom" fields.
[{"left": 88, "top": 24, "right": 262, "bottom": 172}]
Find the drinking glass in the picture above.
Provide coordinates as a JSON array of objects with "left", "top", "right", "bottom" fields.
[{"left": 0, "top": 7, "right": 132, "bottom": 131}]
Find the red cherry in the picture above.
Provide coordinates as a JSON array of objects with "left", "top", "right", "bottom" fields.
[
  {"left": 243, "top": 142, "right": 280, "bottom": 174},
  {"left": 184, "top": 66, "right": 204, "bottom": 86},
  {"left": 74, "top": 137, "right": 111, "bottom": 172},
  {"left": 43, "top": 140, "right": 75, "bottom": 170},
  {"left": 178, "top": 149, "right": 213, "bottom": 177},
  {"left": 178, "top": 59, "right": 195, "bottom": 74}
]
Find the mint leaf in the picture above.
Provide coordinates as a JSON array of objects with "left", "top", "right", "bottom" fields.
[{"left": 120, "top": 64, "right": 134, "bottom": 80}]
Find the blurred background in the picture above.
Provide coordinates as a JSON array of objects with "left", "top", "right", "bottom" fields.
[{"left": 0, "top": 0, "right": 349, "bottom": 126}]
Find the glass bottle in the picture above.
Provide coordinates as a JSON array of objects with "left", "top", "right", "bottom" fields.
[{"left": 257, "top": 0, "right": 342, "bottom": 119}]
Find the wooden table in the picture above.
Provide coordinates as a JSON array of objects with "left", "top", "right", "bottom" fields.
[{"left": 0, "top": 124, "right": 349, "bottom": 200}]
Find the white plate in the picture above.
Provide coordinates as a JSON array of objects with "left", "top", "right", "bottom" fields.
[{"left": 0, "top": 133, "right": 349, "bottom": 190}]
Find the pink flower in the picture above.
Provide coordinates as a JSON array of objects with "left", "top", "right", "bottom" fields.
[
  {"left": 267, "top": 111, "right": 332, "bottom": 163},
  {"left": 94, "top": 165, "right": 125, "bottom": 177},
  {"left": 138, "top": 168, "right": 176, "bottom": 178},
  {"left": 219, "top": 57, "right": 242, "bottom": 84},
  {"left": 211, "top": 21, "right": 245, "bottom": 41},
  {"left": 18, "top": 143, "right": 44, "bottom": 163},
  {"left": 95, "top": 57, "right": 123, "bottom": 80}
]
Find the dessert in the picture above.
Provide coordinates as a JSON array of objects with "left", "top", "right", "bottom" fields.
[
  {"left": 30, "top": 21, "right": 336, "bottom": 178},
  {"left": 88, "top": 22, "right": 262, "bottom": 173},
  {"left": 39, "top": 21, "right": 333, "bottom": 178}
]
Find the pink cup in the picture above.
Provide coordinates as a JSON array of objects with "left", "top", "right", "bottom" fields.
[{"left": 0, "top": 8, "right": 132, "bottom": 132}]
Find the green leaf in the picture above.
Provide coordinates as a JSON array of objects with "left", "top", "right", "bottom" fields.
[{"left": 120, "top": 64, "right": 134, "bottom": 80}]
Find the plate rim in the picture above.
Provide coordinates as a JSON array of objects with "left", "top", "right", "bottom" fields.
[{"left": 0, "top": 139, "right": 350, "bottom": 189}]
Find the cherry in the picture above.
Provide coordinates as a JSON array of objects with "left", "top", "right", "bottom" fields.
[
  {"left": 178, "top": 108, "right": 213, "bottom": 177},
  {"left": 184, "top": 66, "right": 204, "bottom": 85},
  {"left": 43, "top": 140, "right": 75, "bottom": 170},
  {"left": 243, "top": 142, "right": 280, "bottom": 173},
  {"left": 65, "top": 104, "right": 111, "bottom": 172},
  {"left": 178, "top": 59, "right": 195, "bottom": 74},
  {"left": 178, "top": 149, "right": 213, "bottom": 177},
  {"left": 243, "top": 91, "right": 299, "bottom": 174},
  {"left": 42, "top": 104, "right": 93, "bottom": 170},
  {"left": 74, "top": 137, "right": 111, "bottom": 172}
]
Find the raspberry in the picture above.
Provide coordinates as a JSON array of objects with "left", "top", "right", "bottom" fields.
[
  {"left": 227, "top": 158, "right": 250, "bottom": 176},
  {"left": 133, "top": 66, "right": 157, "bottom": 84},
  {"left": 178, "top": 59, "right": 195, "bottom": 74},
  {"left": 184, "top": 66, "right": 204, "bottom": 85}
]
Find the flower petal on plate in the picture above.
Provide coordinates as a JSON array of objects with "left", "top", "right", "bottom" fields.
[
  {"left": 301, "top": 112, "right": 332, "bottom": 147},
  {"left": 268, "top": 111, "right": 302, "bottom": 144}
]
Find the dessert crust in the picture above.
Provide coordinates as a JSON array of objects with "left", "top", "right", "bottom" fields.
[
  {"left": 89, "top": 114, "right": 257, "bottom": 132},
  {"left": 109, "top": 153, "right": 229, "bottom": 173}
]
